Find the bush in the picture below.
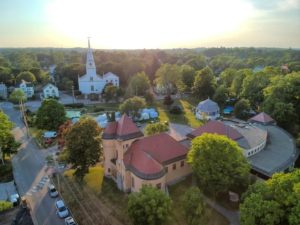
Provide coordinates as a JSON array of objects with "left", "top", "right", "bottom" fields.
[
  {"left": 93, "top": 106, "right": 104, "bottom": 112},
  {"left": 169, "top": 105, "right": 182, "bottom": 114},
  {"left": 163, "top": 95, "right": 173, "bottom": 106},
  {"left": 64, "top": 103, "right": 84, "bottom": 108},
  {"left": 0, "top": 163, "right": 13, "bottom": 182},
  {"left": 0, "top": 201, "right": 13, "bottom": 212}
]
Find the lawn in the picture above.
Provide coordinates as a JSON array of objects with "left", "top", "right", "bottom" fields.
[
  {"left": 155, "top": 97, "right": 203, "bottom": 128},
  {"left": 168, "top": 176, "right": 230, "bottom": 225},
  {"left": 64, "top": 165, "right": 104, "bottom": 193}
]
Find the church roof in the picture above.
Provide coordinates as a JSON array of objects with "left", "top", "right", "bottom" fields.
[
  {"left": 123, "top": 133, "right": 188, "bottom": 180},
  {"left": 196, "top": 98, "right": 219, "bottom": 113},
  {"left": 249, "top": 112, "right": 275, "bottom": 124},
  {"left": 102, "top": 114, "right": 143, "bottom": 141}
]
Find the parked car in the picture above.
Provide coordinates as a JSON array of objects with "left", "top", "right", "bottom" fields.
[
  {"left": 65, "top": 216, "right": 76, "bottom": 225},
  {"left": 55, "top": 200, "right": 69, "bottom": 218},
  {"left": 48, "top": 184, "right": 59, "bottom": 198}
]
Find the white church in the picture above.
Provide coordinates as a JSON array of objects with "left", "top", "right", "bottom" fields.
[{"left": 78, "top": 39, "right": 119, "bottom": 94}]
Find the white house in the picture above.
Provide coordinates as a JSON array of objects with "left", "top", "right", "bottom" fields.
[
  {"left": 78, "top": 39, "right": 119, "bottom": 95},
  {"left": 195, "top": 98, "right": 220, "bottom": 120},
  {"left": 42, "top": 83, "right": 59, "bottom": 98},
  {"left": 19, "top": 80, "right": 34, "bottom": 98},
  {"left": 0, "top": 83, "right": 8, "bottom": 99}
]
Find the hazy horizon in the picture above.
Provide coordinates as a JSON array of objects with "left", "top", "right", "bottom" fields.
[{"left": 1, "top": 0, "right": 300, "bottom": 49}]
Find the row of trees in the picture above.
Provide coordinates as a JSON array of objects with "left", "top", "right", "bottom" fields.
[{"left": 0, "top": 111, "right": 19, "bottom": 163}]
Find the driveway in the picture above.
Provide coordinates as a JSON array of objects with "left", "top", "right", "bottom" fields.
[{"left": 1, "top": 102, "right": 65, "bottom": 225}]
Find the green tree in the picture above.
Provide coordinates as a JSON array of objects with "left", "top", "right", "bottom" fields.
[
  {"left": 127, "top": 71, "right": 150, "bottom": 96},
  {"left": 16, "top": 71, "right": 36, "bottom": 83},
  {"left": 241, "top": 71, "right": 270, "bottom": 107},
  {"left": 240, "top": 169, "right": 300, "bottom": 225},
  {"left": 192, "top": 67, "right": 216, "bottom": 99},
  {"left": 182, "top": 187, "right": 205, "bottom": 225},
  {"left": 35, "top": 99, "right": 66, "bottom": 130},
  {"left": 144, "top": 122, "right": 169, "bottom": 136},
  {"left": 186, "top": 54, "right": 206, "bottom": 70},
  {"left": 0, "top": 66, "right": 13, "bottom": 85},
  {"left": 213, "top": 85, "right": 229, "bottom": 109},
  {"left": 220, "top": 68, "right": 237, "bottom": 88},
  {"left": 262, "top": 72, "right": 300, "bottom": 130},
  {"left": 119, "top": 96, "right": 146, "bottom": 119},
  {"left": 9, "top": 89, "right": 27, "bottom": 104},
  {"left": 128, "top": 185, "right": 172, "bottom": 225},
  {"left": 187, "top": 133, "right": 250, "bottom": 195},
  {"left": 66, "top": 117, "right": 102, "bottom": 181},
  {"left": 180, "top": 65, "right": 196, "bottom": 91},
  {"left": 234, "top": 99, "right": 251, "bottom": 120},
  {"left": 0, "top": 111, "right": 13, "bottom": 149},
  {"left": 29, "top": 67, "right": 50, "bottom": 84},
  {"left": 103, "top": 84, "right": 119, "bottom": 102},
  {"left": 154, "top": 64, "right": 181, "bottom": 94},
  {"left": 231, "top": 69, "right": 252, "bottom": 98}
]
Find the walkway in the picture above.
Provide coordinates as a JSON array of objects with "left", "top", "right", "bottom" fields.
[{"left": 204, "top": 197, "right": 240, "bottom": 225}]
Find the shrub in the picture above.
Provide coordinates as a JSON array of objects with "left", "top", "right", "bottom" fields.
[
  {"left": 163, "top": 95, "right": 173, "bottom": 106},
  {"left": 64, "top": 103, "right": 84, "bottom": 108},
  {"left": 93, "top": 106, "right": 104, "bottom": 112},
  {"left": 169, "top": 105, "right": 182, "bottom": 114},
  {"left": 0, "top": 201, "right": 13, "bottom": 212}
]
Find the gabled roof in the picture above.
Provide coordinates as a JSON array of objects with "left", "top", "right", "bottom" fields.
[
  {"left": 187, "top": 120, "right": 243, "bottom": 140},
  {"left": 103, "top": 72, "right": 118, "bottom": 79},
  {"left": 43, "top": 83, "right": 58, "bottom": 90},
  {"left": 196, "top": 98, "right": 219, "bottom": 113},
  {"left": 102, "top": 114, "right": 143, "bottom": 140},
  {"left": 123, "top": 133, "right": 188, "bottom": 180},
  {"left": 249, "top": 112, "right": 275, "bottom": 124}
]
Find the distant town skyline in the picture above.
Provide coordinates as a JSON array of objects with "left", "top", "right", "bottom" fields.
[{"left": 0, "top": 0, "right": 300, "bottom": 49}]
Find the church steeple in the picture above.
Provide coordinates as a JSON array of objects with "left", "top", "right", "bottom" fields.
[{"left": 86, "top": 37, "right": 96, "bottom": 75}]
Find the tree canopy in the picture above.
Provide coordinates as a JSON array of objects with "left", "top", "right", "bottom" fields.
[
  {"left": 144, "top": 122, "right": 169, "bottom": 136},
  {"left": 16, "top": 71, "right": 36, "bottom": 83},
  {"left": 187, "top": 133, "right": 250, "bottom": 195},
  {"left": 128, "top": 185, "right": 172, "bottom": 225},
  {"left": 127, "top": 71, "right": 150, "bottom": 96},
  {"left": 234, "top": 98, "right": 251, "bottom": 120},
  {"left": 182, "top": 187, "right": 205, "bottom": 225},
  {"left": 154, "top": 64, "right": 181, "bottom": 94},
  {"left": 119, "top": 96, "right": 146, "bottom": 119},
  {"left": 240, "top": 169, "right": 300, "bottom": 225},
  {"left": 35, "top": 99, "right": 66, "bottom": 130},
  {"left": 192, "top": 67, "right": 216, "bottom": 100},
  {"left": 65, "top": 117, "right": 102, "bottom": 181},
  {"left": 9, "top": 89, "right": 27, "bottom": 104}
]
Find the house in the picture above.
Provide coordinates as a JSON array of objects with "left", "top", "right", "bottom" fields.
[
  {"left": 103, "top": 114, "right": 191, "bottom": 192},
  {"left": 0, "top": 83, "right": 8, "bottom": 99},
  {"left": 19, "top": 80, "right": 34, "bottom": 98},
  {"left": 195, "top": 98, "right": 220, "bottom": 120},
  {"left": 42, "top": 83, "right": 59, "bottom": 99},
  {"left": 78, "top": 39, "right": 119, "bottom": 95}
]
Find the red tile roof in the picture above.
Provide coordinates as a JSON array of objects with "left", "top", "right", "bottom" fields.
[
  {"left": 124, "top": 133, "right": 188, "bottom": 180},
  {"left": 102, "top": 114, "right": 143, "bottom": 140},
  {"left": 187, "top": 120, "right": 243, "bottom": 140},
  {"left": 249, "top": 112, "right": 275, "bottom": 124}
]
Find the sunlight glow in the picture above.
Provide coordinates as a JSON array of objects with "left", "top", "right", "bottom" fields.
[{"left": 46, "top": 0, "right": 254, "bottom": 49}]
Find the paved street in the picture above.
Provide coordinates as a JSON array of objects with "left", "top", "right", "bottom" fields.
[{"left": 1, "top": 102, "right": 65, "bottom": 225}]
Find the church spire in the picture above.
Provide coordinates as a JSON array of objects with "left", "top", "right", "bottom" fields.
[{"left": 86, "top": 37, "right": 96, "bottom": 75}]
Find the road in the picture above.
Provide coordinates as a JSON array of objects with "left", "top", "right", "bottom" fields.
[{"left": 1, "top": 102, "right": 65, "bottom": 225}]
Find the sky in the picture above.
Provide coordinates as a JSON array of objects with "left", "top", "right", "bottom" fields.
[{"left": 0, "top": 0, "right": 299, "bottom": 49}]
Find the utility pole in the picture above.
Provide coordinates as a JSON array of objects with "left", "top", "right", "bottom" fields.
[{"left": 20, "top": 99, "right": 29, "bottom": 138}]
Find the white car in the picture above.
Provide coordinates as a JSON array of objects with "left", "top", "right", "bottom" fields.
[
  {"left": 65, "top": 216, "right": 76, "bottom": 225},
  {"left": 48, "top": 184, "right": 59, "bottom": 198},
  {"left": 55, "top": 200, "right": 69, "bottom": 218}
]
